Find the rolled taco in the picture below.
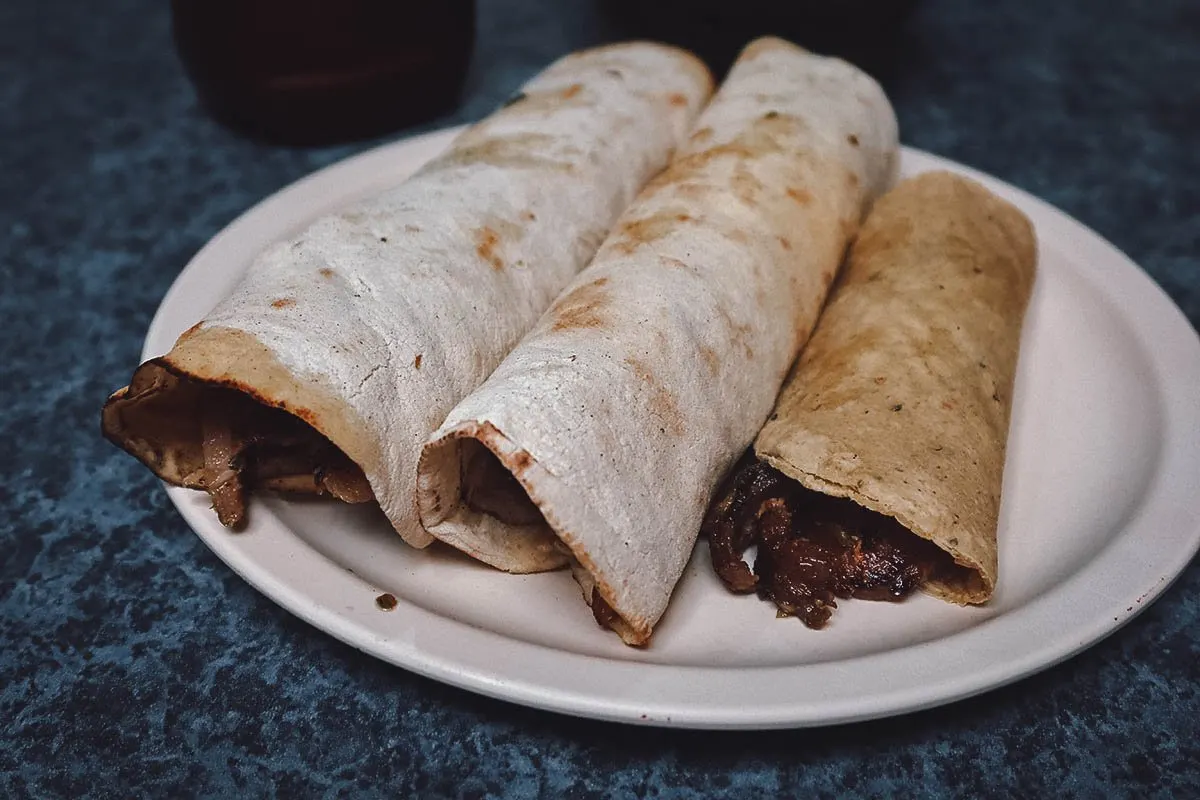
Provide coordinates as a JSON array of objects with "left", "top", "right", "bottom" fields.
[
  {"left": 417, "top": 37, "right": 899, "bottom": 645},
  {"left": 705, "top": 171, "right": 1037, "bottom": 627},
  {"left": 102, "top": 43, "right": 712, "bottom": 543}
]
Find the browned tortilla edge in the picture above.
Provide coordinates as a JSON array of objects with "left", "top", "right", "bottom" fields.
[
  {"left": 101, "top": 326, "right": 382, "bottom": 502},
  {"left": 418, "top": 419, "right": 653, "bottom": 645},
  {"left": 753, "top": 170, "right": 1038, "bottom": 606}
]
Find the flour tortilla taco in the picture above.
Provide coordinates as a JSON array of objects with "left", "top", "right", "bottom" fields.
[
  {"left": 417, "top": 37, "right": 899, "bottom": 644},
  {"left": 102, "top": 43, "right": 713, "bottom": 544},
  {"left": 705, "top": 170, "right": 1037, "bottom": 627}
]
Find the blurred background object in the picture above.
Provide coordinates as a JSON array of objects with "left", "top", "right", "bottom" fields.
[
  {"left": 170, "top": 0, "right": 917, "bottom": 146},
  {"left": 599, "top": 0, "right": 920, "bottom": 77},
  {"left": 170, "top": 0, "right": 475, "bottom": 146}
]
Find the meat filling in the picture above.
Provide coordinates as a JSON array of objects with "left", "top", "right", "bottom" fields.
[
  {"left": 188, "top": 393, "right": 373, "bottom": 528},
  {"left": 702, "top": 454, "right": 947, "bottom": 628},
  {"left": 590, "top": 588, "right": 621, "bottom": 631},
  {"left": 460, "top": 443, "right": 546, "bottom": 527}
]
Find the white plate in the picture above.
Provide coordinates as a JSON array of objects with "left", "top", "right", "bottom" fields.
[{"left": 145, "top": 126, "right": 1200, "bottom": 729}]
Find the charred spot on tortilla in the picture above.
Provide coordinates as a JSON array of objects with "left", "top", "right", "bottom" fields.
[
  {"left": 375, "top": 593, "right": 398, "bottom": 611},
  {"left": 732, "top": 167, "right": 766, "bottom": 206},
  {"left": 847, "top": 134, "right": 860, "bottom": 147},
  {"left": 625, "top": 355, "right": 685, "bottom": 436},
  {"left": 727, "top": 227, "right": 753, "bottom": 246},
  {"left": 609, "top": 208, "right": 693, "bottom": 255},
  {"left": 651, "top": 142, "right": 759, "bottom": 188},
  {"left": 441, "top": 133, "right": 574, "bottom": 173},
  {"left": 271, "top": 298, "right": 295, "bottom": 309},
  {"left": 667, "top": 92, "right": 688, "bottom": 107},
  {"left": 786, "top": 187, "right": 813, "bottom": 205},
  {"left": 551, "top": 281, "right": 610, "bottom": 333},
  {"left": 704, "top": 456, "right": 957, "bottom": 628},
  {"left": 561, "top": 83, "right": 584, "bottom": 100},
  {"left": 413, "top": 353, "right": 423, "bottom": 369},
  {"left": 474, "top": 226, "right": 504, "bottom": 271},
  {"left": 756, "top": 109, "right": 803, "bottom": 132},
  {"left": 318, "top": 267, "right": 335, "bottom": 279}
]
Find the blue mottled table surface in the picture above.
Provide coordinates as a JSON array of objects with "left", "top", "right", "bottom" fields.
[{"left": 3, "top": 1, "right": 1198, "bottom": 796}]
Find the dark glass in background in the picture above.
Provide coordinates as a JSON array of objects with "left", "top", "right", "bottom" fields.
[
  {"left": 599, "top": 0, "right": 920, "bottom": 79},
  {"left": 171, "top": 0, "right": 475, "bottom": 146}
]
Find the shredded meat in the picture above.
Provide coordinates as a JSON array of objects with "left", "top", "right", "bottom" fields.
[
  {"left": 460, "top": 444, "right": 544, "bottom": 526},
  {"left": 317, "top": 460, "right": 374, "bottom": 504},
  {"left": 703, "top": 454, "right": 945, "bottom": 628},
  {"left": 194, "top": 391, "right": 374, "bottom": 528},
  {"left": 591, "top": 587, "right": 621, "bottom": 630},
  {"left": 201, "top": 407, "right": 248, "bottom": 528},
  {"left": 700, "top": 453, "right": 785, "bottom": 592}
]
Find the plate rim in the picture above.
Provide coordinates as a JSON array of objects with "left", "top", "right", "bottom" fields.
[{"left": 145, "top": 126, "right": 1200, "bottom": 729}]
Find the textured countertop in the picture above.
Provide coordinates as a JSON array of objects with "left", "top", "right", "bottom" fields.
[{"left": 3, "top": 0, "right": 1198, "bottom": 796}]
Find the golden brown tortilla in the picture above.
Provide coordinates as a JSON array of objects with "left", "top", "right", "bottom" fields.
[{"left": 754, "top": 170, "right": 1038, "bottom": 603}]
